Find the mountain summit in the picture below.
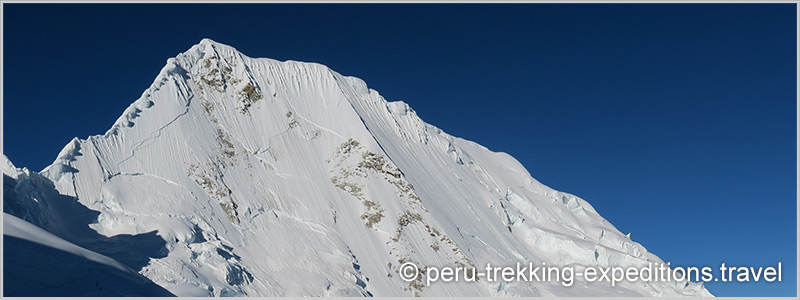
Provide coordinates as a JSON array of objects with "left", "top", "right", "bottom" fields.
[{"left": 3, "top": 39, "right": 711, "bottom": 296}]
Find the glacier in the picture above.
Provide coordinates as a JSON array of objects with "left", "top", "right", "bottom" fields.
[
  {"left": 2, "top": 38, "right": 712, "bottom": 297},
  {"left": 3, "top": 159, "right": 173, "bottom": 296}
]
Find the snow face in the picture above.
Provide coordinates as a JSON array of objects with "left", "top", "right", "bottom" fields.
[{"left": 7, "top": 39, "right": 712, "bottom": 296}]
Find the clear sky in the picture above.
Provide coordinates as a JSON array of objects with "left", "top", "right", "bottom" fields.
[{"left": 3, "top": 3, "right": 796, "bottom": 297}]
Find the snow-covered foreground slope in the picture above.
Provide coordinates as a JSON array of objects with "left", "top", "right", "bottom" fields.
[
  {"left": 3, "top": 213, "right": 174, "bottom": 296},
  {"left": 5, "top": 39, "right": 712, "bottom": 296},
  {"left": 3, "top": 158, "right": 173, "bottom": 296}
]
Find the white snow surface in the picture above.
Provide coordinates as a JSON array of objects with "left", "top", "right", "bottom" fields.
[
  {"left": 3, "top": 213, "right": 174, "bottom": 296},
  {"left": 6, "top": 39, "right": 712, "bottom": 296}
]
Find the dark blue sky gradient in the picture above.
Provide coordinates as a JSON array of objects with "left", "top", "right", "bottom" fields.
[{"left": 3, "top": 4, "right": 796, "bottom": 296}]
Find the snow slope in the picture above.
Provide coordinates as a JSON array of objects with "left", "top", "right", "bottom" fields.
[
  {"left": 3, "top": 158, "right": 173, "bottom": 296},
  {"left": 3, "top": 213, "right": 174, "bottom": 296},
  {"left": 6, "top": 39, "right": 711, "bottom": 296}
]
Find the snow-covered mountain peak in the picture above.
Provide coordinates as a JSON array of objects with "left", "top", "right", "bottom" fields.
[
  {"left": 3, "top": 154, "right": 20, "bottom": 179},
  {"left": 7, "top": 40, "right": 712, "bottom": 297}
]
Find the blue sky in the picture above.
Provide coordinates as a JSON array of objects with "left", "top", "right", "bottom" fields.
[{"left": 3, "top": 4, "right": 796, "bottom": 297}]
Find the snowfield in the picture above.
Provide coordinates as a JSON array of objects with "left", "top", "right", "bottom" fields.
[{"left": 2, "top": 39, "right": 712, "bottom": 297}]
